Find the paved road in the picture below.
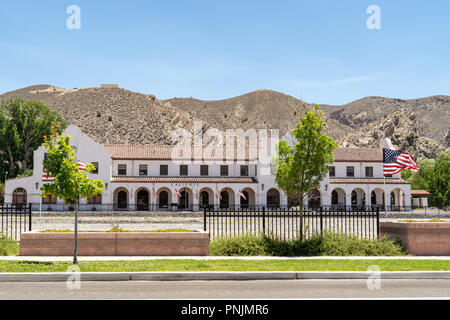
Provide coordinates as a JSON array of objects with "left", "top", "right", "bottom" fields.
[{"left": 1, "top": 279, "right": 449, "bottom": 299}]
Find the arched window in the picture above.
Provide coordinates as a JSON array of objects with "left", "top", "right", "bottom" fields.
[
  {"left": 12, "top": 188, "right": 27, "bottom": 206},
  {"left": 159, "top": 191, "right": 169, "bottom": 209},
  {"left": 267, "top": 189, "right": 280, "bottom": 208}
]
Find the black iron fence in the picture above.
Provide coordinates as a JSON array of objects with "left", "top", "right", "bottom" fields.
[
  {"left": 1, "top": 203, "right": 32, "bottom": 241},
  {"left": 204, "top": 207, "right": 380, "bottom": 240}
]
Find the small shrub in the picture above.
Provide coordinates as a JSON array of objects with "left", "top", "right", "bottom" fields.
[
  {"left": 209, "top": 231, "right": 407, "bottom": 256},
  {"left": 0, "top": 232, "right": 19, "bottom": 256}
]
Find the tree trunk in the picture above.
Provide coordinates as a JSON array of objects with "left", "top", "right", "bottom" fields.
[
  {"left": 73, "top": 201, "right": 79, "bottom": 264},
  {"left": 6, "top": 146, "right": 15, "bottom": 173}
]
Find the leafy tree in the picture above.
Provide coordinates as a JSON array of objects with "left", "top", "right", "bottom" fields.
[
  {"left": 428, "top": 152, "right": 450, "bottom": 208},
  {"left": 273, "top": 105, "right": 338, "bottom": 210},
  {"left": 0, "top": 99, "right": 66, "bottom": 181},
  {"left": 41, "top": 125, "right": 104, "bottom": 263},
  {"left": 404, "top": 152, "right": 450, "bottom": 208}
]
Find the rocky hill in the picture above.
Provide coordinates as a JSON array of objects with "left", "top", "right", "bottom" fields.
[
  {"left": 0, "top": 85, "right": 448, "bottom": 159},
  {"left": 0, "top": 85, "right": 195, "bottom": 145}
]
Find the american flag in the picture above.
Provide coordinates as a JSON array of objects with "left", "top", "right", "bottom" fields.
[
  {"left": 175, "top": 189, "right": 182, "bottom": 197},
  {"left": 383, "top": 149, "right": 419, "bottom": 176},
  {"left": 195, "top": 190, "right": 199, "bottom": 200},
  {"left": 152, "top": 188, "right": 157, "bottom": 199},
  {"left": 217, "top": 190, "right": 222, "bottom": 200},
  {"left": 238, "top": 190, "right": 246, "bottom": 200},
  {"left": 42, "top": 162, "right": 87, "bottom": 183}
]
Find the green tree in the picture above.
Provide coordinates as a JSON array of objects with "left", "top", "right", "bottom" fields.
[
  {"left": 428, "top": 152, "right": 450, "bottom": 208},
  {"left": 404, "top": 158, "right": 435, "bottom": 190},
  {"left": 41, "top": 126, "right": 104, "bottom": 263},
  {"left": 273, "top": 105, "right": 338, "bottom": 211},
  {"left": 0, "top": 99, "right": 66, "bottom": 180}
]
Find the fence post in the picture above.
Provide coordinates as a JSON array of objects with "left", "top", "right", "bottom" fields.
[
  {"left": 262, "top": 207, "right": 266, "bottom": 235},
  {"left": 320, "top": 207, "right": 323, "bottom": 235},
  {"left": 203, "top": 207, "right": 207, "bottom": 232},
  {"left": 376, "top": 207, "right": 380, "bottom": 239},
  {"left": 28, "top": 203, "right": 32, "bottom": 231}
]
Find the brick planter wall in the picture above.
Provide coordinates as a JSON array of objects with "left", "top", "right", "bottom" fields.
[
  {"left": 380, "top": 222, "right": 450, "bottom": 256},
  {"left": 20, "top": 231, "right": 210, "bottom": 256}
]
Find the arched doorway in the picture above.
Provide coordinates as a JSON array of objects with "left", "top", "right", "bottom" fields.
[
  {"left": 220, "top": 191, "right": 229, "bottom": 209},
  {"left": 267, "top": 188, "right": 280, "bottom": 208},
  {"left": 371, "top": 191, "right": 376, "bottom": 206},
  {"left": 159, "top": 190, "right": 169, "bottom": 209},
  {"left": 331, "top": 188, "right": 346, "bottom": 208},
  {"left": 136, "top": 189, "right": 149, "bottom": 211},
  {"left": 308, "top": 189, "right": 321, "bottom": 208},
  {"left": 117, "top": 191, "right": 128, "bottom": 209},
  {"left": 12, "top": 188, "right": 27, "bottom": 207},
  {"left": 178, "top": 189, "right": 190, "bottom": 210},
  {"left": 199, "top": 188, "right": 214, "bottom": 209},
  {"left": 240, "top": 190, "right": 249, "bottom": 208},
  {"left": 200, "top": 191, "right": 209, "bottom": 208},
  {"left": 351, "top": 188, "right": 365, "bottom": 209}
]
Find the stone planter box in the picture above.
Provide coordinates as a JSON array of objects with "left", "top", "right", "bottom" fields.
[
  {"left": 380, "top": 222, "right": 450, "bottom": 256},
  {"left": 20, "top": 231, "right": 209, "bottom": 256}
]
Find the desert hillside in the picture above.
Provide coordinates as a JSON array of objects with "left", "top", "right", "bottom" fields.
[{"left": 1, "top": 85, "right": 448, "bottom": 159}]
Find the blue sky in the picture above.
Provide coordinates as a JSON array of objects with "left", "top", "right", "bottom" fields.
[{"left": 1, "top": 1, "right": 449, "bottom": 104}]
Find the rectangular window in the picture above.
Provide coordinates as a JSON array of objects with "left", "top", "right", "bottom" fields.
[
  {"left": 118, "top": 164, "right": 127, "bottom": 176},
  {"left": 200, "top": 165, "right": 208, "bottom": 176},
  {"left": 139, "top": 164, "right": 148, "bottom": 176},
  {"left": 180, "top": 165, "right": 188, "bottom": 176},
  {"left": 365, "top": 166, "right": 373, "bottom": 177},
  {"left": 346, "top": 166, "right": 354, "bottom": 177},
  {"left": 160, "top": 164, "right": 168, "bottom": 176},
  {"left": 240, "top": 165, "right": 249, "bottom": 177},
  {"left": 329, "top": 166, "right": 335, "bottom": 177},
  {"left": 220, "top": 165, "right": 228, "bottom": 176},
  {"left": 91, "top": 162, "right": 99, "bottom": 174}
]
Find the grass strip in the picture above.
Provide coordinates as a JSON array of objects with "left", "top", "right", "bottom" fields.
[{"left": 0, "top": 259, "right": 448, "bottom": 273}]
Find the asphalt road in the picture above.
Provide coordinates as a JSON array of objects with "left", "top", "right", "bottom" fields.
[{"left": 0, "top": 279, "right": 449, "bottom": 299}]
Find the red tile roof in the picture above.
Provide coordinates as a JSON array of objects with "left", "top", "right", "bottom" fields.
[
  {"left": 106, "top": 145, "right": 384, "bottom": 163},
  {"left": 332, "top": 148, "right": 382, "bottom": 162},
  {"left": 329, "top": 178, "right": 409, "bottom": 185},
  {"left": 411, "top": 189, "right": 430, "bottom": 196},
  {"left": 105, "top": 145, "right": 258, "bottom": 161},
  {"left": 111, "top": 176, "right": 257, "bottom": 184}
]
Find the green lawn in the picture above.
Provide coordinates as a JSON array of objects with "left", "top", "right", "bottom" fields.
[{"left": 0, "top": 259, "right": 449, "bottom": 273}]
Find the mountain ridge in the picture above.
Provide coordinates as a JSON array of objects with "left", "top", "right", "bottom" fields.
[{"left": 1, "top": 85, "right": 448, "bottom": 160}]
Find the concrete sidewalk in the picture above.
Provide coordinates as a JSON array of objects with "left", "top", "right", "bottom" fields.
[
  {"left": 0, "top": 271, "right": 450, "bottom": 282},
  {"left": 0, "top": 255, "right": 449, "bottom": 261}
]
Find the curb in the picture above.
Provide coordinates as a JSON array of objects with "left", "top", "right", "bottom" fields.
[{"left": 0, "top": 271, "right": 450, "bottom": 282}]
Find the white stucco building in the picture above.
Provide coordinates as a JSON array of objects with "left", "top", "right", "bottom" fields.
[{"left": 4, "top": 125, "right": 412, "bottom": 211}]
